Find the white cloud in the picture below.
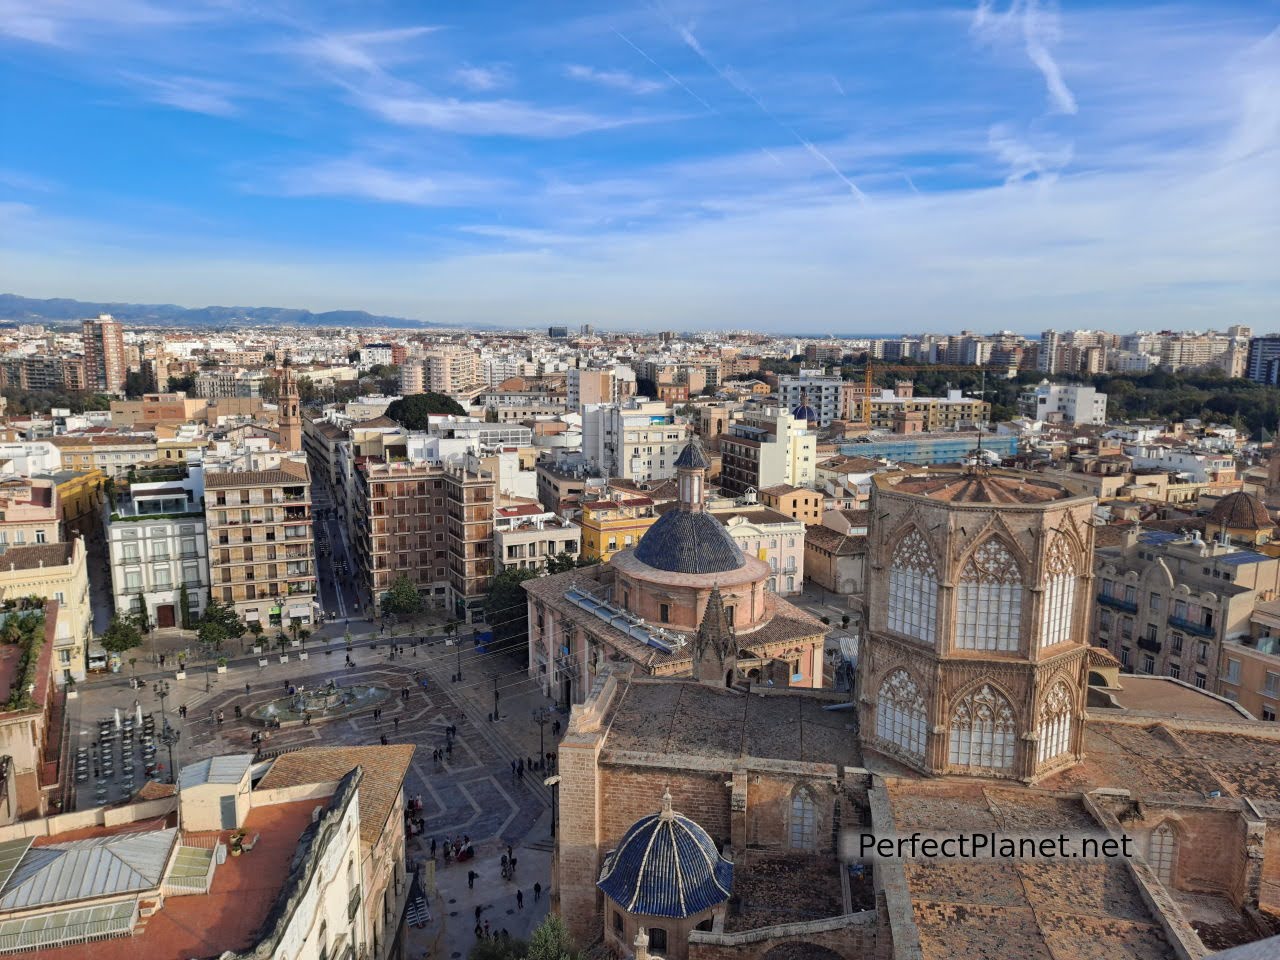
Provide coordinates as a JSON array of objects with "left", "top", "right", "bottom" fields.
[
  {"left": 453, "top": 65, "right": 508, "bottom": 91},
  {"left": 972, "top": 0, "right": 1078, "bottom": 115},
  {"left": 265, "top": 159, "right": 504, "bottom": 207},
  {"left": 0, "top": 0, "right": 200, "bottom": 47},
  {"left": 119, "top": 73, "right": 241, "bottom": 117},
  {"left": 564, "top": 64, "right": 665, "bottom": 95},
  {"left": 288, "top": 26, "right": 440, "bottom": 75},
  {"left": 355, "top": 91, "right": 659, "bottom": 137}
]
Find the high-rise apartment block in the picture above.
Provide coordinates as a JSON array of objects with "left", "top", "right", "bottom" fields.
[
  {"left": 81, "top": 314, "right": 126, "bottom": 394},
  {"left": 204, "top": 458, "right": 316, "bottom": 627}
]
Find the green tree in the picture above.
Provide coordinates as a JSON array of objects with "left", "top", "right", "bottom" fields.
[
  {"left": 123, "top": 370, "right": 151, "bottom": 399},
  {"left": 167, "top": 374, "right": 197, "bottom": 393},
  {"left": 196, "top": 598, "right": 245, "bottom": 651},
  {"left": 99, "top": 614, "right": 143, "bottom": 655},
  {"left": 178, "top": 583, "right": 192, "bottom": 630},
  {"left": 527, "top": 916, "right": 578, "bottom": 960},
  {"left": 134, "top": 593, "right": 150, "bottom": 633},
  {"left": 483, "top": 568, "right": 540, "bottom": 650},
  {"left": 386, "top": 392, "right": 466, "bottom": 427},
  {"left": 382, "top": 574, "right": 424, "bottom": 619}
]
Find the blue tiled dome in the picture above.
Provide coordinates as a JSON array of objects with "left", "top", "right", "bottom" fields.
[
  {"left": 792, "top": 403, "right": 818, "bottom": 423},
  {"left": 598, "top": 794, "right": 733, "bottom": 918},
  {"left": 633, "top": 510, "right": 746, "bottom": 574}
]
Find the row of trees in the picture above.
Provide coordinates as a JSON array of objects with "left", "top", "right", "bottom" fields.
[{"left": 470, "top": 915, "right": 578, "bottom": 960}]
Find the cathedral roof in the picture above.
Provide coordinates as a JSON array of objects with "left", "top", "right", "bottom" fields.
[
  {"left": 597, "top": 791, "right": 733, "bottom": 918},
  {"left": 633, "top": 510, "right": 746, "bottom": 574},
  {"left": 1207, "top": 491, "right": 1272, "bottom": 530},
  {"left": 893, "top": 470, "right": 1068, "bottom": 504}
]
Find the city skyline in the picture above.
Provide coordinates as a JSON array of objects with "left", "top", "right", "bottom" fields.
[{"left": 1, "top": 1, "right": 1276, "bottom": 331}]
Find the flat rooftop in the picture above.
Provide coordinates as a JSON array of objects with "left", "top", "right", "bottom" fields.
[
  {"left": 1093, "top": 676, "right": 1252, "bottom": 722},
  {"left": 887, "top": 781, "right": 1175, "bottom": 960},
  {"left": 38, "top": 798, "right": 322, "bottom": 960},
  {"left": 725, "top": 852, "right": 848, "bottom": 932},
  {"left": 602, "top": 679, "right": 860, "bottom": 768}
]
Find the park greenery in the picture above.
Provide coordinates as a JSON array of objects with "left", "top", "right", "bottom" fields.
[{"left": 386, "top": 391, "right": 467, "bottom": 427}]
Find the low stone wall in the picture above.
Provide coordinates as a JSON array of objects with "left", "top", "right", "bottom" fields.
[{"left": 687, "top": 911, "right": 880, "bottom": 960}]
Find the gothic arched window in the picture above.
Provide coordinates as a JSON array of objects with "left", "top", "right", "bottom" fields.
[
  {"left": 790, "top": 786, "right": 816, "bottom": 850},
  {"left": 1036, "top": 681, "right": 1074, "bottom": 763},
  {"left": 888, "top": 530, "right": 938, "bottom": 643},
  {"left": 1041, "top": 535, "right": 1078, "bottom": 648},
  {"left": 948, "top": 685, "right": 1017, "bottom": 772},
  {"left": 876, "top": 669, "right": 927, "bottom": 761},
  {"left": 955, "top": 539, "right": 1022, "bottom": 651},
  {"left": 1148, "top": 823, "right": 1177, "bottom": 886}
]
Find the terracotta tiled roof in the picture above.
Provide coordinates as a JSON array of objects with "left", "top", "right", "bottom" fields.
[
  {"left": 894, "top": 471, "right": 1068, "bottom": 504},
  {"left": 1087, "top": 646, "right": 1121, "bottom": 667},
  {"left": 1207, "top": 491, "right": 1272, "bottom": 530},
  {"left": 0, "top": 543, "right": 75, "bottom": 571},
  {"left": 204, "top": 461, "right": 309, "bottom": 487},
  {"left": 256, "top": 744, "right": 414, "bottom": 847}
]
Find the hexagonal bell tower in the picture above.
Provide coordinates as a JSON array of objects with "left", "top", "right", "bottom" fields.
[{"left": 856, "top": 467, "right": 1097, "bottom": 782}]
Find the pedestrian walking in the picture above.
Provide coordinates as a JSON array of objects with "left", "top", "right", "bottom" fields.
[
  {"left": 394, "top": 717, "right": 400, "bottom": 731},
  {"left": 474, "top": 923, "right": 483, "bottom": 939},
  {"left": 474, "top": 904, "right": 482, "bottom": 922},
  {"left": 534, "top": 881, "right": 542, "bottom": 902},
  {"left": 430, "top": 837, "right": 437, "bottom": 858},
  {"left": 516, "top": 889, "right": 523, "bottom": 910},
  {"left": 483, "top": 920, "right": 490, "bottom": 938},
  {"left": 216, "top": 710, "right": 224, "bottom": 725},
  {"left": 510, "top": 759, "right": 517, "bottom": 779},
  {"left": 468, "top": 869, "right": 477, "bottom": 889},
  {"left": 380, "top": 734, "right": 388, "bottom": 745}
]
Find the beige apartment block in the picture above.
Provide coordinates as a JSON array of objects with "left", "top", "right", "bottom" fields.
[{"left": 204, "top": 458, "right": 316, "bottom": 627}]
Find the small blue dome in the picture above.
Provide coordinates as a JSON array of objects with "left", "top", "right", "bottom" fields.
[
  {"left": 598, "top": 795, "right": 733, "bottom": 918},
  {"left": 792, "top": 404, "right": 818, "bottom": 423}
]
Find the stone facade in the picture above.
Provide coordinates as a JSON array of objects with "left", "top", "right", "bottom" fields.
[{"left": 858, "top": 469, "right": 1096, "bottom": 782}]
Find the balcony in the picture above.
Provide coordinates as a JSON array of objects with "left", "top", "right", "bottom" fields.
[
  {"left": 1097, "top": 594, "right": 1138, "bottom": 614},
  {"left": 1167, "top": 615, "right": 1214, "bottom": 638},
  {"left": 1137, "top": 636, "right": 1162, "bottom": 654}
]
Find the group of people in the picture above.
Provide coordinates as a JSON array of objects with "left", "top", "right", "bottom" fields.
[
  {"left": 435, "top": 834, "right": 474, "bottom": 863},
  {"left": 404, "top": 794, "right": 427, "bottom": 838}
]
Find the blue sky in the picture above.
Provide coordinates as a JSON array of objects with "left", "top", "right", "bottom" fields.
[{"left": 0, "top": 1, "right": 1276, "bottom": 332}]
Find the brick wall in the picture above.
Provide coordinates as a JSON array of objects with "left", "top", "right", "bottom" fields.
[
  {"left": 600, "top": 765, "right": 732, "bottom": 848},
  {"left": 558, "top": 736, "right": 604, "bottom": 944}
]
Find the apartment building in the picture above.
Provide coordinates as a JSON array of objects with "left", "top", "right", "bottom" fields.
[
  {"left": 759, "top": 483, "right": 824, "bottom": 526},
  {"left": 778, "top": 368, "right": 843, "bottom": 427},
  {"left": 579, "top": 493, "right": 658, "bottom": 561},
  {"left": 82, "top": 314, "right": 126, "bottom": 394},
  {"left": 204, "top": 457, "right": 316, "bottom": 627},
  {"left": 106, "top": 470, "right": 208, "bottom": 629},
  {"left": 567, "top": 365, "right": 637, "bottom": 411},
  {"left": 353, "top": 459, "right": 451, "bottom": 615},
  {"left": 494, "top": 503, "right": 582, "bottom": 572},
  {"left": 1094, "top": 528, "right": 1280, "bottom": 692},
  {"left": 580, "top": 399, "right": 689, "bottom": 483},
  {"left": 0, "top": 542, "right": 91, "bottom": 685},
  {"left": 535, "top": 459, "right": 603, "bottom": 514},
  {"left": 713, "top": 507, "right": 805, "bottom": 594},
  {"left": 846, "top": 388, "right": 990, "bottom": 432},
  {"left": 50, "top": 434, "right": 158, "bottom": 479},
  {"left": 422, "top": 347, "right": 480, "bottom": 394},
  {"left": 1220, "top": 601, "right": 1280, "bottom": 720},
  {"left": 49, "top": 468, "right": 107, "bottom": 538},
  {"left": 444, "top": 464, "right": 495, "bottom": 622},
  {"left": 717, "top": 408, "right": 815, "bottom": 497},
  {"left": 0, "top": 477, "right": 59, "bottom": 553},
  {"left": 1018, "top": 382, "right": 1109, "bottom": 425}
]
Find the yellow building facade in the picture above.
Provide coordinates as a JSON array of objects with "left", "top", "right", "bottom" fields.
[{"left": 580, "top": 495, "right": 659, "bottom": 562}]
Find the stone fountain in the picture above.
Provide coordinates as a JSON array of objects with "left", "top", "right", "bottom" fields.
[{"left": 248, "top": 678, "right": 393, "bottom": 727}]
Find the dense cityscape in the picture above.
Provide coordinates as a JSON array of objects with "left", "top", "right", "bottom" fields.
[
  {"left": 0, "top": 311, "right": 1273, "bottom": 958},
  {"left": 3, "top": 0, "right": 1278, "bottom": 957}
]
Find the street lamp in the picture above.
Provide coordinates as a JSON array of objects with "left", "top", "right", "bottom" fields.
[
  {"left": 158, "top": 720, "right": 181, "bottom": 785},
  {"left": 533, "top": 707, "right": 550, "bottom": 764},
  {"left": 153, "top": 679, "right": 171, "bottom": 726},
  {"left": 544, "top": 774, "right": 560, "bottom": 838}
]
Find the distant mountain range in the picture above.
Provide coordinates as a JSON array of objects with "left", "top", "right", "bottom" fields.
[{"left": 0, "top": 293, "right": 458, "bottom": 329}]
